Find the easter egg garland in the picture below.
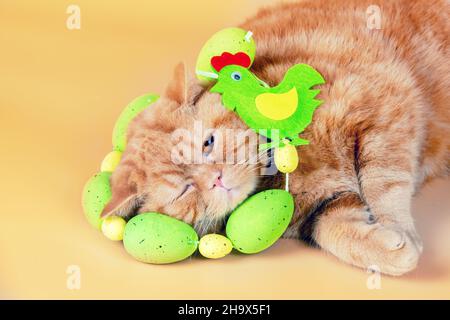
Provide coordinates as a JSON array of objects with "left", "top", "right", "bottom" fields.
[
  {"left": 83, "top": 27, "right": 324, "bottom": 264},
  {"left": 82, "top": 91, "right": 294, "bottom": 263}
]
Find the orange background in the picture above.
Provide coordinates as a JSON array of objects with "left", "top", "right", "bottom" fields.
[{"left": 1, "top": 0, "right": 449, "bottom": 299}]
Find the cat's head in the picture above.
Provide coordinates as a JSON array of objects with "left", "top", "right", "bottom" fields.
[{"left": 101, "top": 63, "right": 271, "bottom": 235}]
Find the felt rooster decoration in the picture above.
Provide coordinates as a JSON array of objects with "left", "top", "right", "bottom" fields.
[
  {"left": 209, "top": 52, "right": 325, "bottom": 151},
  {"left": 196, "top": 28, "right": 325, "bottom": 176}
]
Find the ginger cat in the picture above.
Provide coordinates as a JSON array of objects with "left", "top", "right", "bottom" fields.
[{"left": 102, "top": 0, "right": 450, "bottom": 275}]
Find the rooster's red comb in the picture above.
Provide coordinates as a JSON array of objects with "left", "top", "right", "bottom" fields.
[{"left": 211, "top": 52, "right": 251, "bottom": 72}]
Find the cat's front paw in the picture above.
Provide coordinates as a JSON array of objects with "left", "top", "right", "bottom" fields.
[
  {"left": 365, "top": 225, "right": 422, "bottom": 276},
  {"left": 313, "top": 205, "right": 423, "bottom": 276}
]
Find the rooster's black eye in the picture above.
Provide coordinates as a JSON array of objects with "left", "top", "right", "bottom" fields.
[{"left": 231, "top": 72, "right": 242, "bottom": 81}]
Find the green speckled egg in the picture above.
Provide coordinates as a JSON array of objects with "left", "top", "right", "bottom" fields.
[
  {"left": 196, "top": 28, "right": 256, "bottom": 84},
  {"left": 82, "top": 172, "right": 112, "bottom": 230},
  {"left": 226, "top": 189, "right": 294, "bottom": 254},
  {"left": 123, "top": 212, "right": 198, "bottom": 264},
  {"left": 112, "top": 93, "right": 159, "bottom": 152}
]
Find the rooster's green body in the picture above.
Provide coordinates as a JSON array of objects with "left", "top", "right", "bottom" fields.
[{"left": 210, "top": 64, "right": 325, "bottom": 149}]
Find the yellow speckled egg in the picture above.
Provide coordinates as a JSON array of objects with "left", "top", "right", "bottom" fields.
[
  {"left": 100, "top": 150, "right": 122, "bottom": 172},
  {"left": 274, "top": 143, "right": 299, "bottom": 173},
  {"left": 101, "top": 216, "right": 126, "bottom": 241},
  {"left": 199, "top": 234, "right": 233, "bottom": 259}
]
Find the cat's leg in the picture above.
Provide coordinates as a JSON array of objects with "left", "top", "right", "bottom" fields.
[
  {"left": 311, "top": 130, "right": 423, "bottom": 275},
  {"left": 311, "top": 192, "right": 421, "bottom": 275},
  {"left": 356, "top": 143, "right": 424, "bottom": 253}
]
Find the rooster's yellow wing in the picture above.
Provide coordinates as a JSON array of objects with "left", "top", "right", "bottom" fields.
[{"left": 255, "top": 87, "right": 298, "bottom": 120}]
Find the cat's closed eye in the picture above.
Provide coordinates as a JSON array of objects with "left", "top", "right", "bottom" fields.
[{"left": 175, "top": 183, "right": 194, "bottom": 202}]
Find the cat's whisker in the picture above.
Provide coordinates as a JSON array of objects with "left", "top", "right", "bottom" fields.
[{"left": 236, "top": 149, "right": 269, "bottom": 166}]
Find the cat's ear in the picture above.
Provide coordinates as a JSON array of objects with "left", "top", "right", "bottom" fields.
[
  {"left": 165, "top": 62, "right": 204, "bottom": 106},
  {"left": 100, "top": 167, "right": 146, "bottom": 218}
]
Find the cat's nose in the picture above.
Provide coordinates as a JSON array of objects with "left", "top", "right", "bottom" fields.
[
  {"left": 213, "top": 175, "right": 225, "bottom": 189},
  {"left": 212, "top": 172, "right": 231, "bottom": 191}
]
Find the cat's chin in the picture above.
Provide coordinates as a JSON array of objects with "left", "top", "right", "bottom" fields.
[
  {"left": 213, "top": 184, "right": 253, "bottom": 211},
  {"left": 192, "top": 189, "right": 251, "bottom": 236},
  {"left": 213, "top": 186, "right": 240, "bottom": 203},
  {"left": 193, "top": 215, "right": 225, "bottom": 237}
]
